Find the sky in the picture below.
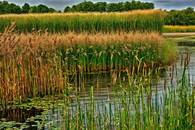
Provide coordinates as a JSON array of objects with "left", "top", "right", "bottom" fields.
[{"left": 1, "top": 0, "right": 195, "bottom": 11}]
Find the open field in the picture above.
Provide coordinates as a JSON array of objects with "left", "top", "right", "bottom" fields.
[{"left": 0, "top": 10, "right": 165, "bottom": 33}]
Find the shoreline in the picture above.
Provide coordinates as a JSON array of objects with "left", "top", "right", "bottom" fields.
[{"left": 163, "top": 32, "right": 195, "bottom": 37}]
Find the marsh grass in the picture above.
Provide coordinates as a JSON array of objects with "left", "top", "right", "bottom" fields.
[
  {"left": 0, "top": 10, "right": 165, "bottom": 33},
  {"left": 0, "top": 53, "right": 193, "bottom": 130},
  {"left": 0, "top": 25, "right": 176, "bottom": 105},
  {"left": 11, "top": 59, "right": 193, "bottom": 130},
  {"left": 57, "top": 56, "right": 194, "bottom": 130}
]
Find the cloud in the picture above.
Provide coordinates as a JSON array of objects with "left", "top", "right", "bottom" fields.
[{"left": 1, "top": 0, "right": 195, "bottom": 10}]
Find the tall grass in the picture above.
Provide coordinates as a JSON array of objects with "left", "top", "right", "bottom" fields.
[
  {"left": 0, "top": 10, "right": 165, "bottom": 33},
  {"left": 5, "top": 58, "right": 193, "bottom": 130},
  {"left": 0, "top": 27, "right": 176, "bottom": 104},
  {"left": 59, "top": 65, "right": 194, "bottom": 130}
]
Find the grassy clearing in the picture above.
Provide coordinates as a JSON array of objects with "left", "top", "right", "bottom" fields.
[
  {"left": 164, "top": 25, "right": 195, "bottom": 33},
  {"left": 0, "top": 10, "right": 165, "bottom": 33},
  {"left": 0, "top": 28, "right": 176, "bottom": 103}
]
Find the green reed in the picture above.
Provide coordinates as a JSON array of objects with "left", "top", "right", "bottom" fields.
[
  {"left": 0, "top": 56, "right": 193, "bottom": 130},
  {"left": 0, "top": 31, "right": 176, "bottom": 104},
  {"left": 58, "top": 63, "right": 194, "bottom": 130},
  {"left": 0, "top": 10, "right": 165, "bottom": 33}
]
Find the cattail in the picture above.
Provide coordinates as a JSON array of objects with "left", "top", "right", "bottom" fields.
[{"left": 0, "top": 10, "right": 165, "bottom": 33}]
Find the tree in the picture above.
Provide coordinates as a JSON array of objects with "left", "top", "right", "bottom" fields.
[
  {"left": 64, "top": 6, "right": 71, "bottom": 12},
  {"left": 94, "top": 2, "right": 106, "bottom": 12},
  {"left": 107, "top": 3, "right": 119, "bottom": 12},
  {"left": 64, "top": 1, "right": 154, "bottom": 13},
  {"left": 29, "top": 4, "right": 56, "bottom": 13},
  {"left": 77, "top": 1, "right": 94, "bottom": 12},
  {"left": 183, "top": 7, "right": 194, "bottom": 14},
  {"left": 0, "top": 1, "right": 21, "bottom": 14},
  {"left": 22, "top": 3, "right": 30, "bottom": 13},
  {"left": 165, "top": 7, "right": 195, "bottom": 25},
  {"left": 29, "top": 6, "right": 38, "bottom": 13},
  {"left": 37, "top": 4, "right": 50, "bottom": 13},
  {"left": 0, "top": 1, "right": 56, "bottom": 14},
  {"left": 49, "top": 8, "right": 56, "bottom": 13}
]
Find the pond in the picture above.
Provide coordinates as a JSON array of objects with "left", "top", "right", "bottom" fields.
[{"left": 0, "top": 38, "right": 194, "bottom": 129}]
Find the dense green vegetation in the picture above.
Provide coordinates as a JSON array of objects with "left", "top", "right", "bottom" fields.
[
  {"left": 0, "top": 10, "right": 165, "bottom": 33},
  {"left": 64, "top": 0, "right": 154, "bottom": 12},
  {"left": 0, "top": 1, "right": 57, "bottom": 14},
  {"left": 0, "top": 55, "right": 193, "bottom": 130},
  {"left": 165, "top": 7, "right": 195, "bottom": 25},
  {"left": 0, "top": 0, "right": 154, "bottom": 14},
  {"left": 1, "top": 0, "right": 195, "bottom": 27},
  {"left": 0, "top": 29, "right": 176, "bottom": 103},
  {"left": 0, "top": 1, "right": 193, "bottom": 129}
]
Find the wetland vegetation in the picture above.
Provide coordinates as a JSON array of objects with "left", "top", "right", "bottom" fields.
[
  {"left": 0, "top": 10, "right": 164, "bottom": 33},
  {"left": 0, "top": 26, "right": 176, "bottom": 103},
  {"left": 0, "top": 2, "right": 194, "bottom": 130}
]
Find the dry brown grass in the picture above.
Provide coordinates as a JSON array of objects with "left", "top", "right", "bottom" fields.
[
  {"left": 1, "top": 32, "right": 164, "bottom": 48},
  {"left": 0, "top": 10, "right": 164, "bottom": 18}
]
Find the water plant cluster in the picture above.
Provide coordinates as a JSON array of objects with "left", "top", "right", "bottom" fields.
[
  {"left": 0, "top": 59, "right": 194, "bottom": 129},
  {"left": 0, "top": 25, "right": 176, "bottom": 104},
  {"left": 59, "top": 65, "right": 194, "bottom": 130},
  {"left": 0, "top": 10, "right": 192, "bottom": 130}
]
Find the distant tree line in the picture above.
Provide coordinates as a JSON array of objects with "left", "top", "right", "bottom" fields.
[
  {"left": 0, "top": 1, "right": 57, "bottom": 14},
  {"left": 165, "top": 7, "right": 195, "bottom": 25},
  {"left": 1, "top": 0, "right": 195, "bottom": 26},
  {"left": 64, "top": 1, "right": 154, "bottom": 12}
]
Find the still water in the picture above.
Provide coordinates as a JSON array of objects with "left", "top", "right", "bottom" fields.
[{"left": 0, "top": 42, "right": 195, "bottom": 129}]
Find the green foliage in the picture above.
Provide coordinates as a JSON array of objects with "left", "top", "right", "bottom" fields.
[
  {"left": 0, "top": 1, "right": 22, "bottom": 14},
  {"left": 29, "top": 4, "right": 56, "bottom": 13},
  {"left": 22, "top": 3, "right": 30, "bottom": 13},
  {"left": 0, "top": 1, "right": 56, "bottom": 14},
  {"left": 64, "top": 0, "right": 154, "bottom": 12},
  {"left": 0, "top": 10, "right": 165, "bottom": 33},
  {"left": 165, "top": 7, "right": 195, "bottom": 25}
]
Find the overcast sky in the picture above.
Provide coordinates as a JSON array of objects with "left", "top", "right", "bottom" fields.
[{"left": 1, "top": 0, "right": 195, "bottom": 11}]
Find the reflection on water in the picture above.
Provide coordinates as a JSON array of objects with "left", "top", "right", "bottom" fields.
[
  {"left": 40, "top": 46, "right": 195, "bottom": 129},
  {"left": 0, "top": 107, "right": 43, "bottom": 123},
  {"left": 0, "top": 46, "right": 194, "bottom": 129},
  {"left": 0, "top": 107, "right": 43, "bottom": 129}
]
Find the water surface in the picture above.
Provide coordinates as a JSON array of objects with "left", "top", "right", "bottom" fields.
[{"left": 0, "top": 39, "right": 194, "bottom": 129}]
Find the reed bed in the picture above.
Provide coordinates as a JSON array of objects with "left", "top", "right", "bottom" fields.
[
  {"left": 0, "top": 10, "right": 165, "bottom": 33},
  {"left": 2, "top": 61, "right": 193, "bottom": 130},
  {"left": 59, "top": 66, "right": 194, "bottom": 130},
  {"left": 164, "top": 25, "right": 195, "bottom": 33},
  {"left": 0, "top": 26, "right": 176, "bottom": 104}
]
